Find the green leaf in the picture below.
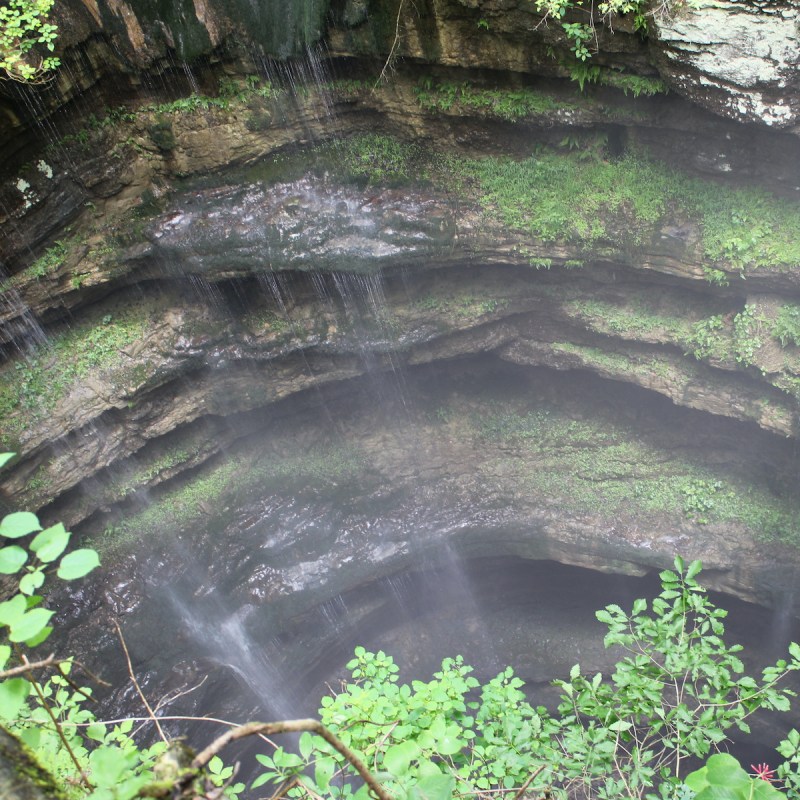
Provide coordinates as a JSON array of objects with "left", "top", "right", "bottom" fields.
[
  {"left": 0, "top": 645, "right": 10, "bottom": 670},
  {"left": 23, "top": 625, "right": 52, "bottom": 648},
  {"left": 384, "top": 740, "right": 420, "bottom": 776},
  {"left": 90, "top": 745, "right": 131, "bottom": 786},
  {"left": 251, "top": 773, "right": 274, "bottom": 790},
  {"left": 314, "top": 756, "right": 336, "bottom": 790},
  {"left": 0, "top": 678, "right": 31, "bottom": 720},
  {"left": 8, "top": 607, "right": 54, "bottom": 643},
  {"left": 18, "top": 569, "right": 45, "bottom": 596},
  {"left": 0, "top": 453, "right": 16, "bottom": 469},
  {"left": 30, "top": 523, "right": 70, "bottom": 563},
  {"left": 57, "top": 548, "right": 100, "bottom": 580},
  {"left": 299, "top": 731, "right": 314, "bottom": 760},
  {"left": 686, "top": 560, "right": 703, "bottom": 580},
  {"left": 87, "top": 722, "right": 108, "bottom": 741},
  {"left": 0, "top": 594, "right": 26, "bottom": 627},
  {"left": 0, "top": 511, "right": 41, "bottom": 539},
  {"left": 0, "top": 545, "right": 27, "bottom": 574},
  {"left": 408, "top": 773, "right": 455, "bottom": 800}
]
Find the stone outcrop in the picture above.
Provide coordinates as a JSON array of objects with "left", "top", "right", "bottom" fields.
[{"left": 1, "top": 65, "right": 800, "bottom": 604}]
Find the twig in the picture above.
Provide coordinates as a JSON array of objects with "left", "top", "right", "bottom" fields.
[
  {"left": 0, "top": 654, "right": 58, "bottom": 679},
  {"left": 191, "top": 719, "right": 394, "bottom": 800},
  {"left": 375, "top": 0, "right": 406, "bottom": 88},
  {"left": 114, "top": 620, "right": 167, "bottom": 744},
  {"left": 513, "top": 765, "right": 546, "bottom": 800},
  {"left": 268, "top": 776, "right": 300, "bottom": 800},
  {"left": 153, "top": 675, "right": 208, "bottom": 714}
]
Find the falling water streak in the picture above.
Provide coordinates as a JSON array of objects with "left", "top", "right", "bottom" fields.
[
  {"left": 188, "top": 274, "right": 227, "bottom": 312},
  {"left": 318, "top": 594, "right": 349, "bottom": 634},
  {"left": 329, "top": 271, "right": 411, "bottom": 413},
  {"left": 309, "top": 271, "right": 336, "bottom": 315},
  {"left": 432, "top": 542, "right": 500, "bottom": 676},
  {"left": 303, "top": 43, "right": 336, "bottom": 124},
  {"left": 384, "top": 572, "right": 416, "bottom": 616},
  {"left": 255, "top": 269, "right": 340, "bottom": 429},
  {"left": 167, "top": 589, "right": 298, "bottom": 720},
  {"left": 14, "top": 83, "right": 75, "bottom": 165},
  {"left": 182, "top": 62, "right": 202, "bottom": 96},
  {"left": 60, "top": 59, "right": 99, "bottom": 133}
]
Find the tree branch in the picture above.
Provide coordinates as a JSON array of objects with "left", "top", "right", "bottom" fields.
[{"left": 191, "top": 719, "right": 394, "bottom": 800}]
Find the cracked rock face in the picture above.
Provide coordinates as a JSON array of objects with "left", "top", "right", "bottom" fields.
[{"left": 654, "top": 0, "right": 800, "bottom": 128}]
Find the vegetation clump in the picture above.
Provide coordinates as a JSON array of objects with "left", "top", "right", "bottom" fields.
[
  {"left": 0, "top": 307, "right": 149, "bottom": 438},
  {"left": 5, "top": 527, "right": 800, "bottom": 800}
]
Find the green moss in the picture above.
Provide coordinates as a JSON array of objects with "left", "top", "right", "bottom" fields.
[
  {"left": 98, "top": 443, "right": 366, "bottom": 553},
  {"left": 412, "top": 292, "right": 504, "bottom": 319},
  {"left": 565, "top": 297, "right": 692, "bottom": 341},
  {"left": 414, "top": 80, "right": 572, "bottom": 120},
  {"left": 0, "top": 306, "right": 149, "bottom": 432},
  {"left": 243, "top": 308, "right": 290, "bottom": 334},
  {"left": 473, "top": 405, "right": 799, "bottom": 541}
]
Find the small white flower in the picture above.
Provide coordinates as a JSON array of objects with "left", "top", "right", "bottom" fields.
[
  {"left": 36, "top": 160, "right": 53, "bottom": 179},
  {"left": 15, "top": 178, "right": 30, "bottom": 193}
]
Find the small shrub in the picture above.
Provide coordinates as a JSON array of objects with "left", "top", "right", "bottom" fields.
[
  {"left": 147, "top": 116, "right": 177, "bottom": 151},
  {"left": 773, "top": 304, "right": 800, "bottom": 348}
]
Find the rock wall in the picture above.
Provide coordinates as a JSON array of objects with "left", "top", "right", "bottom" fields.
[{"left": 2, "top": 0, "right": 800, "bottom": 606}]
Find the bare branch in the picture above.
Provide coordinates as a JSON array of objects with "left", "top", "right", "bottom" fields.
[
  {"left": 513, "top": 765, "right": 546, "bottom": 800},
  {"left": 114, "top": 620, "right": 167, "bottom": 744},
  {"left": 0, "top": 655, "right": 58, "bottom": 679},
  {"left": 191, "top": 719, "right": 394, "bottom": 800}
]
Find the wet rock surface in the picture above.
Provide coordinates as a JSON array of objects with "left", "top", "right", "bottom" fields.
[{"left": 146, "top": 178, "right": 457, "bottom": 274}]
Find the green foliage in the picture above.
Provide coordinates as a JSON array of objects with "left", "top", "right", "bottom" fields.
[
  {"left": 733, "top": 304, "right": 763, "bottom": 366},
  {"left": 533, "top": 0, "right": 699, "bottom": 69},
  {"left": 679, "top": 478, "right": 725, "bottom": 524},
  {"left": 773, "top": 304, "right": 800, "bottom": 348},
  {"left": 687, "top": 754, "right": 785, "bottom": 800},
  {"left": 703, "top": 267, "right": 730, "bottom": 286},
  {"left": 28, "top": 240, "right": 67, "bottom": 279},
  {"left": 0, "top": 0, "right": 59, "bottom": 81},
  {"left": 600, "top": 71, "right": 668, "bottom": 97},
  {"left": 414, "top": 80, "right": 569, "bottom": 119},
  {"left": 0, "top": 306, "right": 148, "bottom": 428},
  {"left": 562, "top": 22, "right": 593, "bottom": 62},
  {"left": 337, "top": 135, "right": 420, "bottom": 185},
  {"left": 688, "top": 315, "right": 727, "bottom": 361},
  {"left": 688, "top": 307, "right": 764, "bottom": 367},
  {"left": 465, "top": 151, "right": 665, "bottom": 246},
  {"left": 248, "top": 560, "right": 800, "bottom": 800}
]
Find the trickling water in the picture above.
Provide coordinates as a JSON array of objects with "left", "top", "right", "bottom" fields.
[
  {"left": 166, "top": 588, "right": 298, "bottom": 721},
  {"left": 181, "top": 63, "right": 202, "bottom": 96}
]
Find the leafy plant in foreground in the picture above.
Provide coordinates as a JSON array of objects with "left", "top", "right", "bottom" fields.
[
  {"left": 0, "top": 475, "right": 165, "bottom": 800},
  {"left": 0, "top": 0, "right": 60, "bottom": 81},
  {"left": 251, "top": 558, "right": 800, "bottom": 800}
]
